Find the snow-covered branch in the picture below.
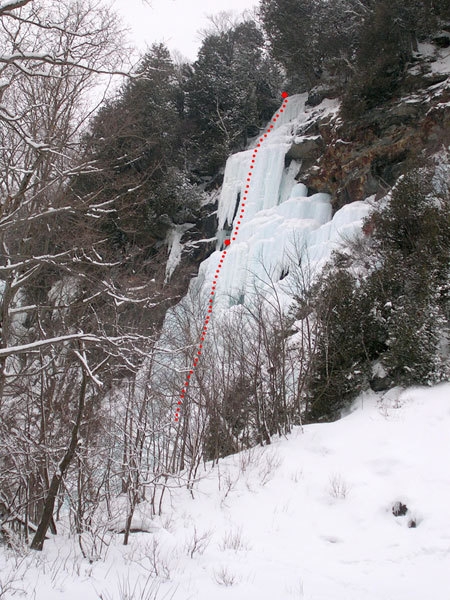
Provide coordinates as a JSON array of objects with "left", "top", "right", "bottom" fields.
[
  {"left": 0, "top": 250, "right": 75, "bottom": 279},
  {"left": 0, "top": 0, "right": 31, "bottom": 15},
  {"left": 73, "top": 349, "right": 103, "bottom": 388},
  {"left": 0, "top": 333, "right": 98, "bottom": 357}
]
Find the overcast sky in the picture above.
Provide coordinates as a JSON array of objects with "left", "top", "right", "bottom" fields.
[{"left": 112, "top": 0, "right": 258, "bottom": 62}]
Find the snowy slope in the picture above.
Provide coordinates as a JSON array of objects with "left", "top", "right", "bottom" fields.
[{"left": 3, "top": 383, "right": 450, "bottom": 599}]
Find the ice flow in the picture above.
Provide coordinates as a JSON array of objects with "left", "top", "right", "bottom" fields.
[{"left": 195, "top": 94, "right": 371, "bottom": 312}]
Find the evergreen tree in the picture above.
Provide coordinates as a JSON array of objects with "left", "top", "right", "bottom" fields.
[
  {"left": 305, "top": 168, "right": 450, "bottom": 421},
  {"left": 75, "top": 44, "right": 201, "bottom": 267},
  {"left": 185, "top": 20, "right": 281, "bottom": 174},
  {"left": 341, "top": 0, "right": 437, "bottom": 115},
  {"left": 259, "top": 0, "right": 372, "bottom": 90}
]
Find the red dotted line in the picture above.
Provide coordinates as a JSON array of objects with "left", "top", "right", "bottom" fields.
[{"left": 174, "top": 92, "right": 289, "bottom": 422}]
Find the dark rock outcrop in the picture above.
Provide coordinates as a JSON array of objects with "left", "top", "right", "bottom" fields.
[{"left": 297, "top": 75, "right": 450, "bottom": 209}]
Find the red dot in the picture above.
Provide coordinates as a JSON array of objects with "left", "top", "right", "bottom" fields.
[{"left": 281, "top": 91, "right": 288, "bottom": 98}]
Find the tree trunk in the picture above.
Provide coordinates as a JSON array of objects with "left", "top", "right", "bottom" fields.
[{"left": 31, "top": 368, "right": 87, "bottom": 550}]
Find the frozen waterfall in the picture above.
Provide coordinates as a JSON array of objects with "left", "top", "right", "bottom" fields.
[
  {"left": 192, "top": 94, "right": 371, "bottom": 313},
  {"left": 153, "top": 93, "right": 372, "bottom": 404}
]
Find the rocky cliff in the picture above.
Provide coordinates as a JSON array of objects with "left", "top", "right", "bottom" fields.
[{"left": 287, "top": 43, "right": 450, "bottom": 210}]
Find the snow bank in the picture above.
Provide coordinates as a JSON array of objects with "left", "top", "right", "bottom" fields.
[{"left": 6, "top": 383, "right": 450, "bottom": 599}]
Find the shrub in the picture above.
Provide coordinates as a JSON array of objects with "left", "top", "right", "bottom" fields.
[{"left": 304, "top": 167, "right": 450, "bottom": 421}]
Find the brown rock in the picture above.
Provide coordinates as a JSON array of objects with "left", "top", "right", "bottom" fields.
[{"left": 298, "top": 82, "right": 450, "bottom": 207}]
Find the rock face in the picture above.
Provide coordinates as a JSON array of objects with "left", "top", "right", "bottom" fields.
[{"left": 296, "top": 73, "right": 450, "bottom": 209}]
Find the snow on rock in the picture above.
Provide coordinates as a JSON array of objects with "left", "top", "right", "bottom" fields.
[
  {"left": 416, "top": 41, "right": 450, "bottom": 76},
  {"left": 431, "top": 46, "right": 450, "bottom": 76}
]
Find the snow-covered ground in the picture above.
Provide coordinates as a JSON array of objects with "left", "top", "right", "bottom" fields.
[{"left": 3, "top": 383, "right": 450, "bottom": 599}]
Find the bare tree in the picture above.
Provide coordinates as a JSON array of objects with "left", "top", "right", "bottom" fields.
[{"left": 0, "top": 0, "right": 147, "bottom": 551}]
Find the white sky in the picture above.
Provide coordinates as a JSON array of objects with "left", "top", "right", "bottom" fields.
[{"left": 112, "top": 0, "right": 258, "bottom": 62}]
